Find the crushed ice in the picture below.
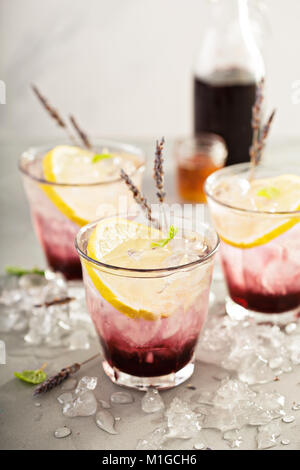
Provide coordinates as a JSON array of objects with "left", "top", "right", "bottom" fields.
[
  {"left": 0, "top": 272, "right": 96, "bottom": 351},
  {"left": 196, "top": 313, "right": 300, "bottom": 384}
]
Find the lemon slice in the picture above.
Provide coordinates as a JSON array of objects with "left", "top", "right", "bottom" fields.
[
  {"left": 41, "top": 145, "right": 137, "bottom": 226},
  {"left": 212, "top": 174, "right": 300, "bottom": 249},
  {"left": 85, "top": 217, "right": 171, "bottom": 320},
  {"left": 84, "top": 217, "right": 210, "bottom": 321}
]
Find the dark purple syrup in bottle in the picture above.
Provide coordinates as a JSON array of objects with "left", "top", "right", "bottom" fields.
[{"left": 194, "top": 69, "right": 257, "bottom": 166}]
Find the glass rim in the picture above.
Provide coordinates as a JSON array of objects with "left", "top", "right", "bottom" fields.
[
  {"left": 18, "top": 139, "right": 146, "bottom": 187},
  {"left": 75, "top": 216, "right": 219, "bottom": 276},
  {"left": 174, "top": 132, "right": 228, "bottom": 151},
  {"left": 205, "top": 162, "right": 300, "bottom": 216}
]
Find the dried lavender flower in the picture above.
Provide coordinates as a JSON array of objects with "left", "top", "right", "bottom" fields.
[
  {"left": 153, "top": 137, "right": 165, "bottom": 203},
  {"left": 69, "top": 115, "right": 92, "bottom": 149}
]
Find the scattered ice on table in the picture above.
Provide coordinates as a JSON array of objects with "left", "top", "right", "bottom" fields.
[
  {"left": 96, "top": 409, "right": 118, "bottom": 434},
  {"left": 98, "top": 399, "right": 111, "bottom": 409},
  {"left": 61, "top": 378, "right": 77, "bottom": 391},
  {"left": 75, "top": 376, "right": 97, "bottom": 393},
  {"left": 19, "top": 274, "right": 48, "bottom": 291},
  {"left": 141, "top": 389, "right": 164, "bottom": 413},
  {"left": 0, "top": 307, "right": 20, "bottom": 333},
  {"left": 110, "top": 391, "right": 134, "bottom": 404},
  {"left": 56, "top": 376, "right": 98, "bottom": 418},
  {"left": 63, "top": 391, "right": 97, "bottom": 417},
  {"left": 165, "top": 398, "right": 201, "bottom": 439},
  {"left": 0, "top": 275, "right": 21, "bottom": 305},
  {"left": 281, "top": 439, "right": 290, "bottom": 445},
  {"left": 34, "top": 402, "right": 41, "bottom": 407},
  {"left": 54, "top": 427, "right": 72, "bottom": 439},
  {"left": 257, "top": 420, "right": 281, "bottom": 449},
  {"left": 197, "top": 313, "right": 300, "bottom": 384},
  {"left": 0, "top": 273, "right": 95, "bottom": 351},
  {"left": 201, "top": 379, "right": 285, "bottom": 432},
  {"left": 67, "top": 330, "right": 90, "bottom": 350},
  {"left": 223, "top": 429, "right": 243, "bottom": 448},
  {"left": 292, "top": 403, "right": 300, "bottom": 411},
  {"left": 136, "top": 427, "right": 168, "bottom": 450},
  {"left": 282, "top": 415, "right": 295, "bottom": 423}
]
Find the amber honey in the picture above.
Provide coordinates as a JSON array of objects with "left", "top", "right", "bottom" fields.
[{"left": 177, "top": 153, "right": 224, "bottom": 203}]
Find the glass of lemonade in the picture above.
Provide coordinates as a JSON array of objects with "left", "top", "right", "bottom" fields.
[
  {"left": 205, "top": 163, "right": 300, "bottom": 323},
  {"left": 19, "top": 141, "right": 145, "bottom": 280},
  {"left": 76, "top": 212, "right": 219, "bottom": 389}
]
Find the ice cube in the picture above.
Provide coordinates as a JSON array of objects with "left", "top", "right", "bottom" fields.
[
  {"left": 75, "top": 376, "right": 98, "bottom": 394},
  {"left": 257, "top": 421, "right": 281, "bottom": 449},
  {"left": 0, "top": 307, "right": 20, "bottom": 332},
  {"left": 223, "top": 429, "right": 243, "bottom": 448},
  {"left": 165, "top": 398, "right": 201, "bottom": 439},
  {"left": 19, "top": 274, "right": 47, "bottom": 291},
  {"left": 141, "top": 389, "right": 164, "bottom": 413},
  {"left": 63, "top": 390, "right": 97, "bottom": 417},
  {"left": 67, "top": 330, "right": 90, "bottom": 350},
  {"left": 136, "top": 426, "right": 168, "bottom": 450}
]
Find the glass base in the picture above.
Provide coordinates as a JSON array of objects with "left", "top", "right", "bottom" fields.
[
  {"left": 102, "top": 358, "right": 195, "bottom": 391},
  {"left": 226, "top": 296, "right": 300, "bottom": 325}
]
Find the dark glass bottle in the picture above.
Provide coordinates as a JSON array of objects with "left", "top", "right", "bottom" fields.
[{"left": 194, "top": 0, "right": 265, "bottom": 166}]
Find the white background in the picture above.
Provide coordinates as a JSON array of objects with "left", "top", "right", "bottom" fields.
[{"left": 1, "top": 0, "right": 300, "bottom": 141}]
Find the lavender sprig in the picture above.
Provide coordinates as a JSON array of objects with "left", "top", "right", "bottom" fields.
[
  {"left": 153, "top": 137, "right": 165, "bottom": 203},
  {"left": 249, "top": 79, "right": 276, "bottom": 180},
  {"left": 120, "top": 169, "right": 156, "bottom": 224},
  {"left": 31, "top": 84, "right": 77, "bottom": 144},
  {"left": 69, "top": 115, "right": 92, "bottom": 150},
  {"left": 33, "top": 353, "right": 100, "bottom": 396},
  {"left": 33, "top": 363, "right": 80, "bottom": 395}
]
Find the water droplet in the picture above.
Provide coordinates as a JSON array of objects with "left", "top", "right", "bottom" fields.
[
  {"left": 96, "top": 410, "right": 118, "bottom": 434},
  {"left": 54, "top": 427, "right": 72, "bottom": 438},
  {"left": 282, "top": 415, "right": 295, "bottom": 423},
  {"left": 281, "top": 439, "right": 290, "bottom": 445},
  {"left": 194, "top": 442, "right": 205, "bottom": 450},
  {"left": 110, "top": 391, "right": 134, "bottom": 404}
]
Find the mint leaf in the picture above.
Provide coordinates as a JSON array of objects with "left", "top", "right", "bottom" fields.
[
  {"left": 151, "top": 225, "right": 178, "bottom": 248},
  {"left": 257, "top": 186, "right": 280, "bottom": 199},
  {"left": 14, "top": 369, "right": 47, "bottom": 385},
  {"left": 92, "top": 153, "right": 112, "bottom": 163},
  {"left": 5, "top": 266, "right": 45, "bottom": 277}
]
